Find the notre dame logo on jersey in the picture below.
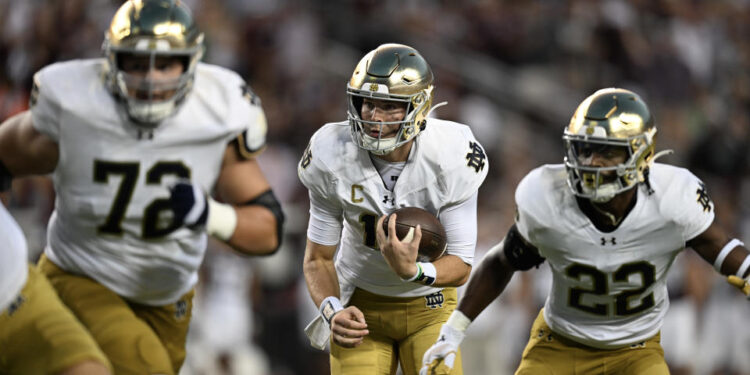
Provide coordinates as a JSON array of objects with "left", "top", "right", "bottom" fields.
[
  {"left": 424, "top": 291, "right": 444, "bottom": 309},
  {"left": 300, "top": 142, "right": 313, "bottom": 169},
  {"left": 465, "top": 141, "right": 486, "bottom": 173},
  {"left": 241, "top": 83, "right": 261, "bottom": 107},
  {"left": 696, "top": 182, "right": 712, "bottom": 212},
  {"left": 29, "top": 79, "right": 40, "bottom": 108}
]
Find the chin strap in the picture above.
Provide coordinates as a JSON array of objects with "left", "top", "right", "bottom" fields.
[
  {"left": 425, "top": 101, "right": 448, "bottom": 118},
  {"left": 652, "top": 149, "right": 674, "bottom": 163}
]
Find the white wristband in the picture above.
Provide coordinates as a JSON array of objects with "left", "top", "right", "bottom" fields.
[
  {"left": 736, "top": 255, "right": 750, "bottom": 278},
  {"left": 206, "top": 198, "right": 238, "bottom": 241},
  {"left": 402, "top": 263, "right": 423, "bottom": 282},
  {"left": 446, "top": 309, "right": 472, "bottom": 333},
  {"left": 416, "top": 262, "right": 437, "bottom": 285},
  {"left": 714, "top": 239, "right": 744, "bottom": 272},
  {"left": 319, "top": 296, "right": 344, "bottom": 326}
]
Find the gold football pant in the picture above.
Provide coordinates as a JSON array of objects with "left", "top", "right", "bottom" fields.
[
  {"left": 515, "top": 309, "right": 669, "bottom": 375},
  {"left": 0, "top": 265, "right": 111, "bottom": 374},
  {"left": 330, "top": 287, "right": 463, "bottom": 375},
  {"left": 39, "top": 255, "right": 193, "bottom": 375}
]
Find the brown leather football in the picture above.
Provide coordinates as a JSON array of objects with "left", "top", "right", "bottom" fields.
[{"left": 382, "top": 207, "right": 447, "bottom": 262}]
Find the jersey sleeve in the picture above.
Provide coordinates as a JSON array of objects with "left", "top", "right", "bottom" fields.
[
  {"left": 297, "top": 133, "right": 345, "bottom": 245},
  {"left": 297, "top": 133, "right": 341, "bottom": 208},
  {"left": 514, "top": 168, "right": 544, "bottom": 246},
  {"left": 660, "top": 169, "right": 715, "bottom": 241},
  {"left": 442, "top": 131, "right": 489, "bottom": 205},
  {"left": 306, "top": 190, "right": 344, "bottom": 246},
  {"left": 231, "top": 83, "right": 267, "bottom": 159},
  {"left": 29, "top": 69, "right": 62, "bottom": 142},
  {"left": 440, "top": 191, "right": 478, "bottom": 265}
]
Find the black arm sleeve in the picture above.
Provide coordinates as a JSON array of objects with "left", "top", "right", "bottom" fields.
[
  {"left": 503, "top": 224, "right": 545, "bottom": 271},
  {"left": 0, "top": 159, "right": 12, "bottom": 192},
  {"left": 242, "top": 189, "right": 285, "bottom": 250}
]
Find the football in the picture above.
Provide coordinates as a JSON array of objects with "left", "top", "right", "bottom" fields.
[{"left": 382, "top": 207, "right": 447, "bottom": 262}]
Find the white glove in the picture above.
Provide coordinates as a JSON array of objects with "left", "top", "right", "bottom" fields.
[
  {"left": 420, "top": 323, "right": 465, "bottom": 375},
  {"left": 728, "top": 275, "right": 750, "bottom": 299}
]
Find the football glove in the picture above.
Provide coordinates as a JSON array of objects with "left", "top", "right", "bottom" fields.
[
  {"left": 169, "top": 180, "right": 208, "bottom": 229},
  {"left": 420, "top": 323, "right": 465, "bottom": 375},
  {"left": 727, "top": 275, "right": 750, "bottom": 298}
]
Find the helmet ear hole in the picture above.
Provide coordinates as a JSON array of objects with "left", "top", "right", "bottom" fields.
[{"left": 351, "top": 96, "right": 364, "bottom": 117}]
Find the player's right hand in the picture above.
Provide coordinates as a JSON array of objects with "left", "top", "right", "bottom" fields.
[
  {"left": 168, "top": 180, "right": 208, "bottom": 230},
  {"left": 330, "top": 306, "right": 369, "bottom": 348},
  {"left": 420, "top": 324, "right": 464, "bottom": 375},
  {"left": 728, "top": 275, "right": 750, "bottom": 299}
]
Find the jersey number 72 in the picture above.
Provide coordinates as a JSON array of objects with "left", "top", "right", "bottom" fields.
[{"left": 94, "top": 160, "right": 190, "bottom": 239}]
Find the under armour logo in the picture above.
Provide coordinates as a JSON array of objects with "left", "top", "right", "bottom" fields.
[
  {"left": 696, "top": 183, "right": 712, "bottom": 212},
  {"left": 137, "top": 129, "right": 154, "bottom": 140},
  {"left": 382, "top": 195, "right": 395, "bottom": 205},
  {"left": 601, "top": 237, "right": 616, "bottom": 246},
  {"left": 300, "top": 143, "right": 312, "bottom": 169},
  {"left": 465, "top": 141, "right": 486, "bottom": 173}
]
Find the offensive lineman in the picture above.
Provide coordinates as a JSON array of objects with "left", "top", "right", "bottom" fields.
[
  {"left": 421, "top": 88, "right": 750, "bottom": 375},
  {"left": 0, "top": 200, "right": 111, "bottom": 374},
  {"left": 0, "top": 1, "right": 284, "bottom": 374},
  {"left": 299, "top": 43, "right": 488, "bottom": 374}
]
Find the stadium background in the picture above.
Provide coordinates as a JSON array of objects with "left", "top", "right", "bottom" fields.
[{"left": 1, "top": 0, "right": 749, "bottom": 374}]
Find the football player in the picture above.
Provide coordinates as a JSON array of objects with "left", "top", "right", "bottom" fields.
[
  {"left": 421, "top": 88, "right": 750, "bottom": 375},
  {"left": 0, "top": 201, "right": 111, "bottom": 374},
  {"left": 299, "top": 43, "right": 488, "bottom": 374},
  {"left": 0, "top": 1, "right": 284, "bottom": 374}
]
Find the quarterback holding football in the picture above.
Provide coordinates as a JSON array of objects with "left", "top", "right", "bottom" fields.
[
  {"left": 421, "top": 88, "right": 750, "bottom": 375},
  {"left": 0, "top": 1, "right": 284, "bottom": 374},
  {"left": 299, "top": 43, "right": 488, "bottom": 374}
]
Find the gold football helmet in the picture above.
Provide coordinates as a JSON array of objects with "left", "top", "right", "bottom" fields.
[
  {"left": 347, "top": 43, "right": 434, "bottom": 155},
  {"left": 563, "top": 88, "right": 657, "bottom": 202},
  {"left": 102, "top": 0, "right": 204, "bottom": 126}
]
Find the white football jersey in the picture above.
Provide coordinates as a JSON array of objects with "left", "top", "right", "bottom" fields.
[
  {"left": 515, "top": 163, "right": 714, "bottom": 348},
  {"left": 298, "top": 119, "right": 488, "bottom": 297},
  {"left": 30, "top": 59, "right": 267, "bottom": 305},
  {"left": 0, "top": 203, "right": 28, "bottom": 312}
]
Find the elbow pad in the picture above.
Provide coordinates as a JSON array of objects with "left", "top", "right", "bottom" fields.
[
  {"left": 503, "top": 224, "right": 545, "bottom": 271},
  {"left": 243, "top": 189, "right": 285, "bottom": 250}
]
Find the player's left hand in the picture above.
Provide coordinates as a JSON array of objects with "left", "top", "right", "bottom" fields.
[
  {"left": 168, "top": 180, "right": 208, "bottom": 230},
  {"left": 420, "top": 323, "right": 464, "bottom": 375},
  {"left": 376, "top": 213, "right": 422, "bottom": 279},
  {"left": 728, "top": 275, "right": 750, "bottom": 299}
]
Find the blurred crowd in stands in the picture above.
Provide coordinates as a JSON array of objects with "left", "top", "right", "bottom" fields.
[{"left": 1, "top": 0, "right": 749, "bottom": 374}]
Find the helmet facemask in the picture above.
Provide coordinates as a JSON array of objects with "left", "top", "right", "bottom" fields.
[
  {"left": 347, "top": 84, "right": 432, "bottom": 155},
  {"left": 103, "top": 0, "right": 204, "bottom": 128},
  {"left": 347, "top": 44, "right": 434, "bottom": 155},
  {"left": 108, "top": 51, "right": 197, "bottom": 126},
  {"left": 564, "top": 130, "right": 655, "bottom": 202},
  {"left": 562, "top": 88, "right": 657, "bottom": 203}
]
